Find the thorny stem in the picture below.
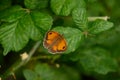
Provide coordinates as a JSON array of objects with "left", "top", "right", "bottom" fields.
[{"left": 1, "top": 41, "right": 41, "bottom": 79}]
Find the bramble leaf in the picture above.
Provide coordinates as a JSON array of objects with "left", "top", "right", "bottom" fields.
[
  {"left": 23, "top": 69, "right": 39, "bottom": 80},
  {"left": 72, "top": 7, "right": 88, "bottom": 30},
  {"left": 30, "top": 11, "right": 53, "bottom": 34},
  {"left": 78, "top": 48, "right": 118, "bottom": 74},
  {"left": 89, "top": 19, "right": 114, "bottom": 34},
  {"left": 51, "top": 0, "right": 85, "bottom": 16},
  {"left": 0, "top": 6, "right": 53, "bottom": 55},
  {"left": 52, "top": 27, "right": 82, "bottom": 54},
  {"left": 0, "top": 6, "right": 26, "bottom": 22},
  {"left": 51, "top": 0, "right": 76, "bottom": 16},
  {"left": 24, "top": 0, "right": 49, "bottom": 9},
  {"left": 0, "top": 22, "right": 29, "bottom": 55},
  {"left": 24, "top": 63, "right": 80, "bottom": 80}
]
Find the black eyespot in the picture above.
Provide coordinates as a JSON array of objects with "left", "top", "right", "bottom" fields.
[
  {"left": 63, "top": 46, "right": 65, "bottom": 49},
  {"left": 49, "top": 32, "right": 52, "bottom": 35}
]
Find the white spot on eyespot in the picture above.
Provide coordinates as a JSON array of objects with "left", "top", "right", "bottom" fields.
[{"left": 20, "top": 52, "right": 28, "bottom": 60}]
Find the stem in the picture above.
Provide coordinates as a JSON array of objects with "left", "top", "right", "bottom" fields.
[
  {"left": 88, "top": 16, "right": 110, "bottom": 21},
  {"left": 1, "top": 41, "right": 41, "bottom": 79}
]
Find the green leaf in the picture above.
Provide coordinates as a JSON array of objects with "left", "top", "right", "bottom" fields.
[
  {"left": 35, "top": 63, "right": 55, "bottom": 80},
  {"left": 72, "top": 7, "right": 88, "bottom": 30},
  {"left": 0, "top": 0, "right": 11, "bottom": 11},
  {"left": 20, "top": 13, "right": 42, "bottom": 41},
  {"left": 76, "top": 0, "right": 86, "bottom": 8},
  {"left": 89, "top": 19, "right": 114, "bottom": 34},
  {"left": 51, "top": 0, "right": 86, "bottom": 16},
  {"left": 24, "top": 64, "right": 80, "bottom": 80},
  {"left": 0, "top": 22, "right": 29, "bottom": 55},
  {"left": 23, "top": 69, "right": 39, "bottom": 80},
  {"left": 30, "top": 11, "right": 53, "bottom": 33},
  {"left": 52, "top": 27, "right": 82, "bottom": 54},
  {"left": 51, "top": 0, "right": 76, "bottom": 16},
  {"left": 0, "top": 6, "right": 53, "bottom": 55},
  {"left": 34, "top": 63, "right": 80, "bottom": 80},
  {"left": 79, "top": 47, "right": 118, "bottom": 74},
  {"left": 24, "top": 0, "right": 49, "bottom": 9},
  {"left": 0, "top": 6, "right": 26, "bottom": 22}
]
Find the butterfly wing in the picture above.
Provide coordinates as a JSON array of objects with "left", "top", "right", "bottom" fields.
[
  {"left": 57, "top": 38, "right": 67, "bottom": 52},
  {"left": 43, "top": 31, "right": 59, "bottom": 49},
  {"left": 48, "top": 35, "right": 67, "bottom": 53},
  {"left": 43, "top": 31, "right": 67, "bottom": 54}
]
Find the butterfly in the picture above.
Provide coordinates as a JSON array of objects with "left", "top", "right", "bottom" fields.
[{"left": 43, "top": 31, "right": 67, "bottom": 54}]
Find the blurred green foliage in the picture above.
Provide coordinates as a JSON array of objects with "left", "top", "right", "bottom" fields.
[{"left": 0, "top": 0, "right": 120, "bottom": 80}]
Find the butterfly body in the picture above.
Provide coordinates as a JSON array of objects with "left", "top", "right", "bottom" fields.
[{"left": 43, "top": 31, "right": 67, "bottom": 54}]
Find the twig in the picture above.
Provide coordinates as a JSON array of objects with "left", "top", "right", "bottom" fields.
[
  {"left": 1, "top": 41, "right": 41, "bottom": 79},
  {"left": 88, "top": 16, "right": 110, "bottom": 21}
]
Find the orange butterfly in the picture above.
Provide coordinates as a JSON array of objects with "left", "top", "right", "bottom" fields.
[{"left": 43, "top": 31, "right": 67, "bottom": 54}]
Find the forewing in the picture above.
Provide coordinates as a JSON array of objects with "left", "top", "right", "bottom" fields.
[{"left": 43, "top": 31, "right": 59, "bottom": 48}]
